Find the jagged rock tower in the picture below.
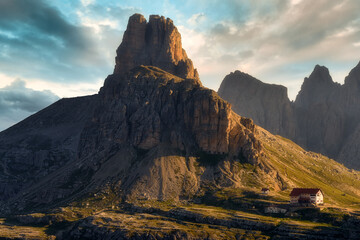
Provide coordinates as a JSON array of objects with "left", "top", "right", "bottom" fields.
[{"left": 114, "top": 14, "right": 199, "bottom": 81}]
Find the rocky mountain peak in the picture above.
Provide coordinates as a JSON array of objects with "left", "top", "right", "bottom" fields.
[
  {"left": 218, "top": 70, "right": 295, "bottom": 140},
  {"left": 114, "top": 13, "right": 199, "bottom": 82},
  {"left": 308, "top": 65, "right": 333, "bottom": 84},
  {"left": 219, "top": 61, "right": 360, "bottom": 170},
  {"left": 219, "top": 70, "right": 289, "bottom": 99},
  {"left": 295, "top": 64, "right": 338, "bottom": 107},
  {"left": 344, "top": 61, "right": 360, "bottom": 88}
]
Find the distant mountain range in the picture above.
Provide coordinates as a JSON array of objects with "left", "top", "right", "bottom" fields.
[{"left": 218, "top": 62, "right": 360, "bottom": 170}]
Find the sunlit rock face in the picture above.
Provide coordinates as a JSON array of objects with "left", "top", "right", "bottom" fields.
[{"left": 114, "top": 14, "right": 199, "bottom": 82}]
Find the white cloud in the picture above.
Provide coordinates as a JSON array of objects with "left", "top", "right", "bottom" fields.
[
  {"left": 81, "top": 0, "right": 95, "bottom": 7},
  {"left": 0, "top": 79, "right": 60, "bottom": 131},
  {"left": 24, "top": 78, "right": 103, "bottom": 98},
  {"left": 76, "top": 11, "right": 119, "bottom": 34},
  {"left": 178, "top": 25, "right": 206, "bottom": 56},
  {"left": 176, "top": 0, "right": 360, "bottom": 100},
  {"left": 187, "top": 13, "right": 206, "bottom": 26},
  {"left": 0, "top": 73, "right": 15, "bottom": 88},
  {"left": 291, "top": 0, "right": 303, "bottom": 5}
]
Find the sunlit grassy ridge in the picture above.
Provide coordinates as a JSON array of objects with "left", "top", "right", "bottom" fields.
[{"left": 257, "top": 127, "right": 360, "bottom": 208}]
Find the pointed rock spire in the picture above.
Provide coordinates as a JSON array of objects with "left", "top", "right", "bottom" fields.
[
  {"left": 344, "top": 60, "right": 360, "bottom": 88},
  {"left": 295, "top": 65, "right": 338, "bottom": 107},
  {"left": 308, "top": 65, "right": 333, "bottom": 84},
  {"left": 114, "top": 14, "right": 199, "bottom": 81}
]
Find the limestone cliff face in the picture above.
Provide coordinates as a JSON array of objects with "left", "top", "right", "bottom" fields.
[
  {"left": 337, "top": 62, "right": 360, "bottom": 168},
  {"left": 218, "top": 70, "right": 296, "bottom": 140},
  {"left": 218, "top": 63, "right": 360, "bottom": 170},
  {"left": 114, "top": 14, "right": 199, "bottom": 82},
  {"left": 339, "top": 123, "right": 360, "bottom": 170},
  {"left": 84, "top": 65, "right": 261, "bottom": 160},
  {"left": 341, "top": 61, "right": 360, "bottom": 122},
  {"left": 294, "top": 65, "right": 344, "bottom": 158},
  {"left": 295, "top": 65, "right": 340, "bottom": 107}
]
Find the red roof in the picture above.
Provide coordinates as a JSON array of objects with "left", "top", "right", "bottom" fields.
[{"left": 290, "top": 188, "right": 322, "bottom": 196}]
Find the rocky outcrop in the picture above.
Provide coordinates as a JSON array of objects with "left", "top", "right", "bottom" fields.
[
  {"left": 218, "top": 70, "right": 296, "bottom": 140},
  {"left": 295, "top": 65, "right": 340, "bottom": 107},
  {"left": 218, "top": 62, "right": 360, "bottom": 170},
  {"left": 99, "top": 66, "right": 229, "bottom": 154},
  {"left": 338, "top": 124, "right": 360, "bottom": 170},
  {"left": 114, "top": 14, "right": 199, "bottom": 82},
  {"left": 294, "top": 65, "right": 344, "bottom": 158},
  {"left": 337, "top": 62, "right": 360, "bottom": 170}
]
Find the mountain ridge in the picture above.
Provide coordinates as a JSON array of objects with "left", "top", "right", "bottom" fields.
[
  {"left": 218, "top": 62, "right": 360, "bottom": 170},
  {"left": 218, "top": 70, "right": 296, "bottom": 139}
]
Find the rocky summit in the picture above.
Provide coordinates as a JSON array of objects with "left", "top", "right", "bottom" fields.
[
  {"left": 218, "top": 62, "right": 360, "bottom": 170},
  {"left": 114, "top": 14, "right": 199, "bottom": 81},
  {"left": 1, "top": 14, "right": 360, "bottom": 239},
  {"left": 218, "top": 71, "right": 296, "bottom": 139}
]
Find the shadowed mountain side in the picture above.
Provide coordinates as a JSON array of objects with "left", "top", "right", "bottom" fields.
[
  {"left": 218, "top": 70, "right": 296, "bottom": 140},
  {"left": 0, "top": 95, "right": 98, "bottom": 201},
  {"left": 218, "top": 63, "right": 360, "bottom": 170}
]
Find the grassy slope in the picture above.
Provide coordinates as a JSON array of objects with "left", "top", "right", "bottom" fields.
[
  {"left": 1, "top": 199, "right": 354, "bottom": 239},
  {"left": 257, "top": 127, "right": 360, "bottom": 208},
  {"left": 0, "top": 218, "right": 51, "bottom": 240}
]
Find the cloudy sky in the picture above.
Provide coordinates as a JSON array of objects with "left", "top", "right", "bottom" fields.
[{"left": 1, "top": 0, "right": 360, "bottom": 131}]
